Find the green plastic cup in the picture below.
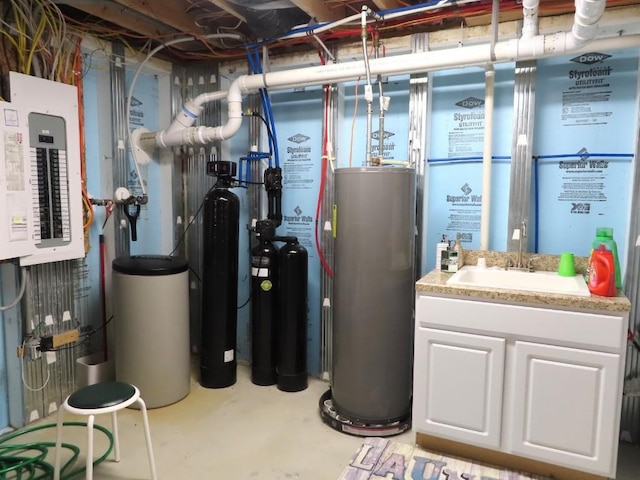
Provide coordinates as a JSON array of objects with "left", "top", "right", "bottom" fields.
[{"left": 558, "top": 252, "right": 576, "bottom": 277}]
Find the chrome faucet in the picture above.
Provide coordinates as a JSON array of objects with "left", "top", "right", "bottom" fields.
[
  {"left": 527, "top": 256, "right": 540, "bottom": 273},
  {"left": 516, "top": 221, "right": 527, "bottom": 269}
]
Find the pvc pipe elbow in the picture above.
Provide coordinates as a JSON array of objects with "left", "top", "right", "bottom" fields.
[
  {"left": 572, "top": 22, "right": 599, "bottom": 44},
  {"left": 578, "top": 0, "right": 606, "bottom": 19},
  {"left": 206, "top": 116, "right": 243, "bottom": 142}
]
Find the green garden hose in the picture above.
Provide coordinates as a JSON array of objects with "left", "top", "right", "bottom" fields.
[{"left": 0, "top": 421, "right": 114, "bottom": 479}]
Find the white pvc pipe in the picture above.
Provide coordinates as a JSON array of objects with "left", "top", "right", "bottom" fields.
[
  {"left": 480, "top": 65, "right": 495, "bottom": 251},
  {"left": 127, "top": 33, "right": 243, "bottom": 176},
  {"left": 382, "top": 0, "right": 483, "bottom": 22},
  {"left": 143, "top": 0, "right": 630, "bottom": 149},
  {"left": 522, "top": 0, "right": 540, "bottom": 38},
  {"left": 163, "top": 90, "right": 230, "bottom": 136},
  {"left": 283, "top": 14, "right": 360, "bottom": 40},
  {"left": 280, "top": 0, "right": 482, "bottom": 40}
]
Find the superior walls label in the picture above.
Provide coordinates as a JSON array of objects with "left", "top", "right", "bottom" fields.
[{"left": 534, "top": 49, "right": 638, "bottom": 261}]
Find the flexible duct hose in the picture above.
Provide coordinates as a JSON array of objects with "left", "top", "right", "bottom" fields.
[{"left": 0, "top": 421, "right": 114, "bottom": 479}]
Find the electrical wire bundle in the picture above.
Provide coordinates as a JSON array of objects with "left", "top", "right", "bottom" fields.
[{"left": 0, "top": 0, "right": 77, "bottom": 93}]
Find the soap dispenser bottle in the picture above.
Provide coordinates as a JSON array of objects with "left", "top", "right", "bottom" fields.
[
  {"left": 435, "top": 235, "right": 448, "bottom": 271},
  {"left": 455, "top": 233, "right": 465, "bottom": 268}
]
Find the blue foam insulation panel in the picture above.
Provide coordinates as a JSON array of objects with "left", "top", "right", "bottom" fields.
[
  {"left": 425, "top": 64, "right": 515, "bottom": 274},
  {"left": 534, "top": 48, "right": 638, "bottom": 271}
]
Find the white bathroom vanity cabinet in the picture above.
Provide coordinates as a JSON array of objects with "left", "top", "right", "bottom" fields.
[{"left": 413, "top": 269, "right": 631, "bottom": 479}]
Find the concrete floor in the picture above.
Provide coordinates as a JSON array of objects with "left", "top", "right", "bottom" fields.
[{"left": 14, "top": 364, "right": 640, "bottom": 479}]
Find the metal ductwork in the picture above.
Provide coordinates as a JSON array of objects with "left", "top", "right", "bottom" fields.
[{"left": 225, "top": 0, "right": 310, "bottom": 38}]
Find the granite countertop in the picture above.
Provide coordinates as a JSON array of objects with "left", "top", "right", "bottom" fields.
[{"left": 417, "top": 250, "right": 631, "bottom": 313}]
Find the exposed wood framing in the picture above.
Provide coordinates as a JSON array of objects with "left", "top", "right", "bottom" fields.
[
  {"left": 112, "top": 0, "right": 205, "bottom": 37},
  {"left": 290, "top": 0, "right": 343, "bottom": 21},
  {"left": 373, "top": 0, "right": 403, "bottom": 9},
  {"left": 205, "top": 0, "right": 247, "bottom": 23},
  {"left": 63, "top": 0, "right": 179, "bottom": 39}
]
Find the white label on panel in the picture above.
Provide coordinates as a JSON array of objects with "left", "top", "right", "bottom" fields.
[{"left": 224, "top": 349, "right": 234, "bottom": 363}]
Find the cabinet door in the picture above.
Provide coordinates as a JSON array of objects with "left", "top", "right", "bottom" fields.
[
  {"left": 509, "top": 341, "right": 620, "bottom": 477},
  {"left": 413, "top": 327, "right": 505, "bottom": 449}
]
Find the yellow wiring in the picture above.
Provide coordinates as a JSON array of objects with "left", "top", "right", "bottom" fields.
[
  {"left": 0, "top": 27, "right": 21, "bottom": 52},
  {"left": 11, "top": 2, "right": 26, "bottom": 72},
  {"left": 25, "top": 10, "right": 47, "bottom": 76},
  {"left": 82, "top": 191, "right": 94, "bottom": 230}
]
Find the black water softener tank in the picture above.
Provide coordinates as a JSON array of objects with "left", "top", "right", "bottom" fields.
[
  {"left": 200, "top": 161, "right": 240, "bottom": 388},
  {"left": 277, "top": 238, "right": 308, "bottom": 392},
  {"left": 250, "top": 220, "right": 279, "bottom": 386}
]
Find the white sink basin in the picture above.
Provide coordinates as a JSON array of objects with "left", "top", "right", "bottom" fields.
[{"left": 445, "top": 266, "right": 591, "bottom": 297}]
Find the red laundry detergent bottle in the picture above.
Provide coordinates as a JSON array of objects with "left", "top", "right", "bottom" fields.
[{"left": 588, "top": 245, "right": 616, "bottom": 297}]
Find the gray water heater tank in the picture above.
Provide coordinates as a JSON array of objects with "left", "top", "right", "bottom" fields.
[
  {"left": 112, "top": 255, "right": 190, "bottom": 408},
  {"left": 332, "top": 167, "right": 416, "bottom": 424}
]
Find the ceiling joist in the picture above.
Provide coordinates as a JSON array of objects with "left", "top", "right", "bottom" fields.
[
  {"left": 112, "top": 0, "right": 205, "bottom": 37},
  {"left": 205, "top": 0, "right": 247, "bottom": 23},
  {"left": 59, "top": 0, "right": 179, "bottom": 40},
  {"left": 373, "top": 0, "right": 403, "bottom": 10},
  {"left": 290, "top": 0, "right": 343, "bottom": 22}
]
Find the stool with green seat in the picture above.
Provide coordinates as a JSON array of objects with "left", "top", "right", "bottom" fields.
[{"left": 53, "top": 381, "right": 158, "bottom": 480}]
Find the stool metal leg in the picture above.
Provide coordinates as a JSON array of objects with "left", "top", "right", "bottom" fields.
[
  {"left": 111, "top": 411, "right": 121, "bottom": 462},
  {"left": 53, "top": 405, "right": 65, "bottom": 480},
  {"left": 86, "top": 414, "right": 95, "bottom": 480},
  {"left": 136, "top": 397, "right": 158, "bottom": 480}
]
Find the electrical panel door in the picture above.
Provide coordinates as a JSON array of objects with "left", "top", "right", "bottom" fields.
[
  {"left": 0, "top": 101, "right": 33, "bottom": 260},
  {"left": 10, "top": 72, "right": 84, "bottom": 265}
]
